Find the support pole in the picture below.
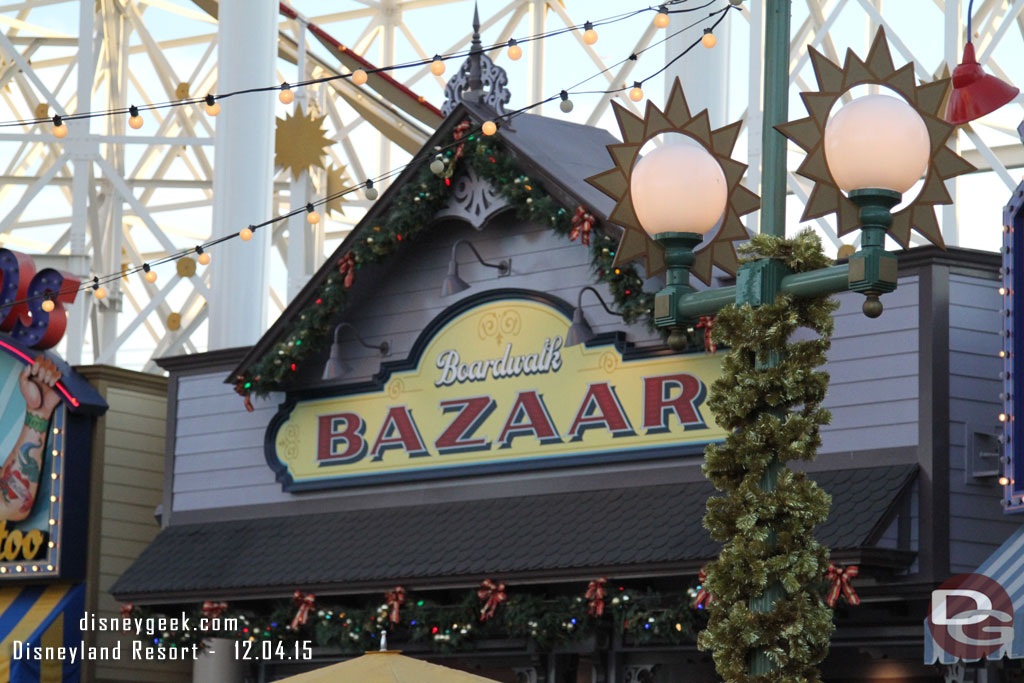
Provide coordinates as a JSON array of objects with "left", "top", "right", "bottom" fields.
[
  {"left": 287, "top": 17, "right": 311, "bottom": 303},
  {"left": 529, "top": 0, "right": 545, "bottom": 114},
  {"left": 665, "top": 8, "right": 731, "bottom": 128},
  {"left": 66, "top": 0, "right": 95, "bottom": 365},
  {"left": 760, "top": 0, "right": 791, "bottom": 239},
  {"left": 208, "top": 0, "right": 276, "bottom": 350},
  {"left": 747, "top": 0, "right": 791, "bottom": 675}
]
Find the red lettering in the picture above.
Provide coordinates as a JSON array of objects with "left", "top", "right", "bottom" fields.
[
  {"left": 317, "top": 413, "right": 367, "bottom": 465},
  {"left": 435, "top": 397, "right": 496, "bottom": 454},
  {"left": 642, "top": 374, "right": 707, "bottom": 433},
  {"left": 568, "top": 382, "right": 634, "bottom": 441},
  {"left": 498, "top": 391, "right": 561, "bottom": 448},
  {"left": 370, "top": 406, "right": 428, "bottom": 461}
]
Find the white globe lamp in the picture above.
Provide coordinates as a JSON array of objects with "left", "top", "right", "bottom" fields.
[
  {"left": 630, "top": 139, "right": 728, "bottom": 237},
  {"left": 824, "top": 94, "right": 929, "bottom": 194}
]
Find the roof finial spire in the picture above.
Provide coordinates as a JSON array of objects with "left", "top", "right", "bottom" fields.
[
  {"left": 466, "top": 1, "right": 484, "bottom": 100},
  {"left": 440, "top": 1, "right": 511, "bottom": 116}
]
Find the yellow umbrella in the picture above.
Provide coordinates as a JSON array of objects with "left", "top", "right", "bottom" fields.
[{"left": 275, "top": 649, "right": 501, "bottom": 683}]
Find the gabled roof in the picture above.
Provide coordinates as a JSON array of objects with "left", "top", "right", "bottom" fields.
[
  {"left": 227, "top": 100, "right": 620, "bottom": 387},
  {"left": 111, "top": 465, "right": 917, "bottom": 601}
]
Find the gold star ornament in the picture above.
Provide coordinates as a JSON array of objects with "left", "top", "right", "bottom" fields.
[
  {"left": 324, "top": 164, "right": 351, "bottom": 217},
  {"left": 275, "top": 110, "right": 333, "bottom": 179},
  {"left": 586, "top": 79, "right": 760, "bottom": 283},
  {"left": 776, "top": 28, "right": 975, "bottom": 248}
]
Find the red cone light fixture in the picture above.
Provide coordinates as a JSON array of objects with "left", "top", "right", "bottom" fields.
[{"left": 945, "top": 42, "right": 1018, "bottom": 125}]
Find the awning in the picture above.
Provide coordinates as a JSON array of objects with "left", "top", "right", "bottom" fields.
[
  {"left": 113, "top": 465, "right": 917, "bottom": 601},
  {"left": 924, "top": 524, "right": 1024, "bottom": 663},
  {"left": 0, "top": 584, "right": 84, "bottom": 682}
]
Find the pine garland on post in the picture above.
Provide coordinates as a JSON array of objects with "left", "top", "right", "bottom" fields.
[{"left": 698, "top": 231, "right": 838, "bottom": 682}]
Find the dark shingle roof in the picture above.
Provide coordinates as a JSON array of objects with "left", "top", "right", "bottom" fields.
[{"left": 112, "top": 465, "right": 915, "bottom": 601}]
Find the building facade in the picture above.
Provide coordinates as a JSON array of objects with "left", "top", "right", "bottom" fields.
[{"left": 109, "top": 88, "right": 1015, "bottom": 681}]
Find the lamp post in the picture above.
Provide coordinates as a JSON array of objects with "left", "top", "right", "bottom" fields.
[{"left": 594, "top": 10, "right": 970, "bottom": 678}]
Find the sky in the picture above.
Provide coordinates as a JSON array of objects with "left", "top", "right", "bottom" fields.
[{"left": 0, "top": 0, "right": 1020, "bottom": 366}]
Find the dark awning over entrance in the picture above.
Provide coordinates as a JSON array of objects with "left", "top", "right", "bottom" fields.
[{"left": 112, "top": 465, "right": 916, "bottom": 602}]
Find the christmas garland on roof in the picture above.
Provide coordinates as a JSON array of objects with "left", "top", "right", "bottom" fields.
[
  {"left": 125, "top": 581, "right": 704, "bottom": 655},
  {"left": 234, "top": 124, "right": 657, "bottom": 401},
  {"left": 697, "top": 231, "right": 839, "bottom": 682}
]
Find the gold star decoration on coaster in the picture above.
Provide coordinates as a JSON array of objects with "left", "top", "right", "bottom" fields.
[
  {"left": 776, "top": 27, "right": 975, "bottom": 248},
  {"left": 275, "top": 110, "right": 333, "bottom": 179},
  {"left": 325, "top": 164, "right": 351, "bottom": 217},
  {"left": 586, "top": 78, "right": 759, "bottom": 283}
]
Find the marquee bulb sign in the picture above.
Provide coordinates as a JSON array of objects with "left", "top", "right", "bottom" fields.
[
  {"left": 0, "top": 350, "right": 69, "bottom": 576},
  {"left": 1003, "top": 174, "right": 1023, "bottom": 513},
  {"left": 267, "top": 292, "right": 727, "bottom": 491}
]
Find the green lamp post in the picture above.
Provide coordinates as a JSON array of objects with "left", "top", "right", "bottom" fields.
[
  {"left": 641, "top": 87, "right": 932, "bottom": 334},
  {"left": 589, "top": 12, "right": 973, "bottom": 679}
]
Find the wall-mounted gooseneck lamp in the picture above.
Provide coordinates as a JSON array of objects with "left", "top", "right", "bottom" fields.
[
  {"left": 440, "top": 239, "right": 511, "bottom": 297},
  {"left": 321, "top": 322, "right": 390, "bottom": 381},
  {"left": 565, "top": 286, "right": 626, "bottom": 347}
]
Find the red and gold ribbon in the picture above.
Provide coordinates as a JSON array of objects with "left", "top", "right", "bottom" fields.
[
  {"left": 693, "top": 567, "right": 713, "bottom": 609},
  {"left": 338, "top": 252, "right": 356, "bottom": 289},
  {"left": 290, "top": 591, "right": 316, "bottom": 630},
  {"left": 695, "top": 316, "right": 716, "bottom": 353},
  {"left": 477, "top": 579, "right": 507, "bottom": 622},
  {"left": 385, "top": 586, "right": 406, "bottom": 624},
  {"left": 453, "top": 120, "right": 472, "bottom": 163},
  {"left": 233, "top": 381, "right": 254, "bottom": 412},
  {"left": 119, "top": 603, "right": 134, "bottom": 632},
  {"left": 826, "top": 562, "right": 860, "bottom": 607},
  {"left": 585, "top": 577, "right": 608, "bottom": 617},
  {"left": 570, "top": 206, "right": 596, "bottom": 246},
  {"left": 202, "top": 601, "right": 228, "bottom": 621}
]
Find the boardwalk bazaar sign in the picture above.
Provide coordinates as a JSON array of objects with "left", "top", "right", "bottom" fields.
[{"left": 266, "top": 295, "right": 727, "bottom": 490}]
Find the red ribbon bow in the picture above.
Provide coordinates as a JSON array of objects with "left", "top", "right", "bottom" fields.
[
  {"left": 826, "top": 562, "right": 860, "bottom": 607},
  {"left": 585, "top": 577, "right": 608, "bottom": 617},
  {"left": 290, "top": 591, "right": 316, "bottom": 630},
  {"left": 693, "top": 567, "right": 713, "bottom": 610},
  {"left": 385, "top": 586, "right": 406, "bottom": 624},
  {"left": 119, "top": 603, "right": 134, "bottom": 632},
  {"left": 338, "top": 252, "right": 356, "bottom": 289},
  {"left": 202, "top": 601, "right": 228, "bottom": 621},
  {"left": 477, "top": 579, "right": 507, "bottom": 622},
  {"left": 695, "top": 316, "right": 716, "bottom": 353},
  {"left": 233, "top": 381, "right": 254, "bottom": 412},
  {"left": 570, "top": 206, "right": 596, "bottom": 246},
  {"left": 453, "top": 120, "right": 472, "bottom": 163}
]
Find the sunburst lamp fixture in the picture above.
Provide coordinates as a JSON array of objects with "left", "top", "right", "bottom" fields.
[
  {"left": 586, "top": 79, "right": 760, "bottom": 348},
  {"left": 777, "top": 28, "right": 975, "bottom": 316}
]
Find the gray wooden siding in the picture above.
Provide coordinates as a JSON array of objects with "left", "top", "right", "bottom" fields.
[
  {"left": 817, "top": 278, "right": 920, "bottom": 454},
  {"left": 170, "top": 210, "right": 928, "bottom": 514},
  {"left": 947, "top": 272, "right": 1018, "bottom": 574},
  {"left": 317, "top": 215, "right": 659, "bottom": 382}
]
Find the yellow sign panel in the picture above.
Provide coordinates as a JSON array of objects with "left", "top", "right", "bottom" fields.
[{"left": 267, "top": 294, "right": 726, "bottom": 490}]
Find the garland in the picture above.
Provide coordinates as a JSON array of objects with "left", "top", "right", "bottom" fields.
[
  {"left": 235, "top": 126, "right": 658, "bottom": 399},
  {"left": 697, "top": 231, "right": 838, "bottom": 682},
  {"left": 127, "top": 583, "right": 703, "bottom": 654}
]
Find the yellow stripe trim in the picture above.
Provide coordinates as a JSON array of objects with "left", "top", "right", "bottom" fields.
[
  {"left": 40, "top": 610, "right": 62, "bottom": 683},
  {"left": 0, "top": 585, "right": 71, "bottom": 680}
]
